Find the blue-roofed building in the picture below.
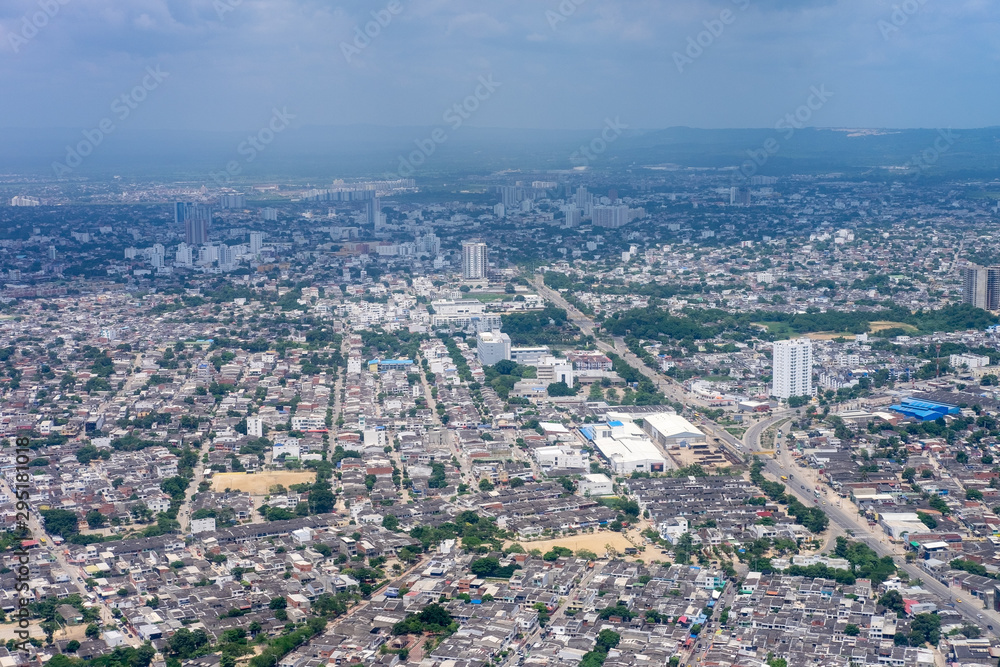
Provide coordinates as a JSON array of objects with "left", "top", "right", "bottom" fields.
[{"left": 889, "top": 398, "right": 960, "bottom": 422}]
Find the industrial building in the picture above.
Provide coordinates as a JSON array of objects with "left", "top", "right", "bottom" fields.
[
  {"left": 581, "top": 419, "right": 668, "bottom": 474},
  {"left": 643, "top": 413, "right": 706, "bottom": 448},
  {"left": 888, "top": 397, "right": 960, "bottom": 421}
]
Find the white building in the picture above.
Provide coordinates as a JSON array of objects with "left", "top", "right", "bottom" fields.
[
  {"left": 247, "top": 417, "right": 263, "bottom": 438},
  {"left": 950, "top": 353, "right": 991, "bottom": 370},
  {"left": 586, "top": 419, "right": 668, "bottom": 474},
  {"left": 511, "top": 346, "right": 550, "bottom": 365},
  {"left": 535, "top": 357, "right": 574, "bottom": 388},
  {"left": 578, "top": 473, "right": 613, "bottom": 497},
  {"left": 772, "top": 338, "right": 813, "bottom": 399},
  {"left": 10, "top": 196, "right": 40, "bottom": 207},
  {"left": 534, "top": 445, "right": 587, "bottom": 471},
  {"left": 190, "top": 517, "right": 217, "bottom": 534},
  {"left": 249, "top": 231, "right": 264, "bottom": 256},
  {"left": 431, "top": 299, "right": 502, "bottom": 331},
  {"left": 477, "top": 331, "right": 511, "bottom": 366},
  {"left": 591, "top": 205, "right": 629, "bottom": 229},
  {"left": 462, "top": 241, "right": 488, "bottom": 280},
  {"left": 643, "top": 413, "right": 706, "bottom": 448}
]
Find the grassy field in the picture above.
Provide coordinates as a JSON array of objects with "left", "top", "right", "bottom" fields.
[
  {"left": 470, "top": 293, "right": 508, "bottom": 302},
  {"left": 211, "top": 471, "right": 316, "bottom": 494}
]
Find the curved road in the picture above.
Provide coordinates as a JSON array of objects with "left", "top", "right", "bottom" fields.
[{"left": 535, "top": 274, "right": 1000, "bottom": 637}]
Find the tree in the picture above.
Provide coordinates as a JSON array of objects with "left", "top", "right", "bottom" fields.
[
  {"left": 382, "top": 514, "right": 400, "bottom": 531},
  {"left": 547, "top": 381, "right": 577, "bottom": 397},
  {"left": 86, "top": 510, "right": 106, "bottom": 529},
  {"left": 595, "top": 629, "right": 621, "bottom": 652},
  {"left": 41, "top": 509, "right": 79, "bottom": 537},
  {"left": 65, "top": 640, "right": 81, "bottom": 652},
  {"left": 844, "top": 624, "right": 860, "bottom": 636},
  {"left": 878, "top": 590, "right": 906, "bottom": 616},
  {"left": 966, "top": 488, "right": 984, "bottom": 501},
  {"left": 509, "top": 477, "right": 525, "bottom": 488},
  {"left": 909, "top": 613, "right": 941, "bottom": 646},
  {"left": 470, "top": 557, "right": 501, "bottom": 577},
  {"left": 478, "top": 478, "right": 495, "bottom": 492},
  {"left": 269, "top": 597, "right": 287, "bottom": 610},
  {"left": 85, "top": 624, "right": 100, "bottom": 639}
]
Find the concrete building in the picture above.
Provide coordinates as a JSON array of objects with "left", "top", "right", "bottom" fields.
[
  {"left": 578, "top": 473, "right": 613, "bottom": 497},
  {"left": 962, "top": 265, "right": 1000, "bottom": 310},
  {"left": 511, "top": 346, "right": 550, "bottom": 365},
  {"left": 582, "top": 420, "right": 668, "bottom": 474},
  {"left": 534, "top": 445, "right": 587, "bottom": 471},
  {"left": 462, "top": 241, "right": 488, "bottom": 280},
  {"left": 771, "top": 338, "right": 813, "bottom": 399},
  {"left": 477, "top": 331, "right": 511, "bottom": 366},
  {"left": 643, "top": 413, "right": 706, "bottom": 448}
]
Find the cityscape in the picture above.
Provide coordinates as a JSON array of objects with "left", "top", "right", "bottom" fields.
[{"left": 3, "top": 2, "right": 1000, "bottom": 667}]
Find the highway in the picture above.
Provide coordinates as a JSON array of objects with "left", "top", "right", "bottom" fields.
[
  {"left": 533, "top": 274, "right": 1000, "bottom": 636},
  {"left": 746, "top": 420, "right": 1000, "bottom": 635}
]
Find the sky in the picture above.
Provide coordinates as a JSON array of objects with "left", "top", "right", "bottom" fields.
[{"left": 1, "top": 0, "right": 998, "bottom": 132}]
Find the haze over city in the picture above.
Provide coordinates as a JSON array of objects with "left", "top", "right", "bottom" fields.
[{"left": 3, "top": 3, "right": 1000, "bottom": 667}]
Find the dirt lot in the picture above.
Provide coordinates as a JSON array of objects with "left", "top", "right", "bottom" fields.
[
  {"left": 211, "top": 471, "right": 316, "bottom": 494},
  {"left": 0, "top": 621, "right": 89, "bottom": 642},
  {"left": 513, "top": 531, "right": 648, "bottom": 558}
]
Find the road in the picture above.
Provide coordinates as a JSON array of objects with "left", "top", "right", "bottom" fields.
[
  {"left": 531, "top": 277, "right": 714, "bottom": 413},
  {"left": 745, "top": 420, "right": 1000, "bottom": 634},
  {"left": 0, "top": 477, "right": 140, "bottom": 647},
  {"left": 533, "top": 274, "right": 1000, "bottom": 637}
]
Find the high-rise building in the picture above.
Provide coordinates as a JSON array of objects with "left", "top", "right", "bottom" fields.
[
  {"left": 366, "top": 196, "right": 382, "bottom": 228},
  {"left": 219, "top": 194, "right": 246, "bottom": 209},
  {"left": 561, "top": 206, "right": 581, "bottom": 228},
  {"left": 176, "top": 203, "right": 212, "bottom": 244},
  {"left": 249, "top": 232, "right": 264, "bottom": 256},
  {"left": 462, "top": 241, "right": 488, "bottom": 280},
  {"left": 772, "top": 339, "right": 813, "bottom": 400},
  {"left": 730, "top": 187, "right": 751, "bottom": 206},
  {"left": 592, "top": 205, "right": 630, "bottom": 229},
  {"left": 962, "top": 266, "right": 1000, "bottom": 310},
  {"left": 262, "top": 207, "right": 278, "bottom": 221},
  {"left": 10, "top": 196, "right": 40, "bottom": 207},
  {"left": 175, "top": 243, "right": 194, "bottom": 267},
  {"left": 498, "top": 185, "right": 525, "bottom": 208}
]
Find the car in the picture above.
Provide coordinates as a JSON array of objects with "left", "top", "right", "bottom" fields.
[
  {"left": 800, "top": 484, "right": 805, "bottom": 489},
  {"left": 989, "top": 624, "right": 994, "bottom": 631},
  {"left": 957, "top": 598, "right": 963, "bottom": 603},
  {"left": 978, "top": 614, "right": 984, "bottom": 619}
]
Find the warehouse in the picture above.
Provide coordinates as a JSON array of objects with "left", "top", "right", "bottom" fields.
[
  {"left": 581, "top": 419, "right": 668, "bottom": 474},
  {"left": 643, "top": 413, "right": 706, "bottom": 448}
]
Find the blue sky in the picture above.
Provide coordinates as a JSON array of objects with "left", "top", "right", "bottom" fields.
[{"left": 1, "top": 0, "right": 997, "bottom": 131}]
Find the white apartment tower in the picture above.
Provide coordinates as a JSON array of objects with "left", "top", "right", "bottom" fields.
[
  {"left": 772, "top": 338, "right": 813, "bottom": 400},
  {"left": 462, "top": 241, "right": 488, "bottom": 280},
  {"left": 249, "top": 231, "right": 264, "bottom": 256}
]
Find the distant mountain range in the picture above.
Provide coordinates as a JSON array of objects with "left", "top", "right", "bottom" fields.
[{"left": 1, "top": 125, "right": 998, "bottom": 182}]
